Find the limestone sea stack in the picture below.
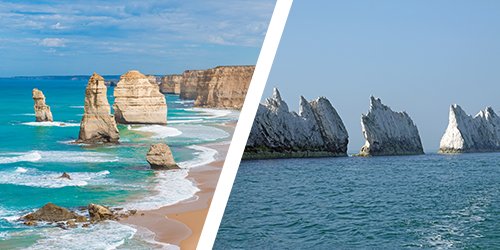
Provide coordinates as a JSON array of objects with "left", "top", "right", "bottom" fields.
[
  {"left": 159, "top": 74, "right": 182, "bottom": 94},
  {"left": 32, "top": 88, "right": 53, "bottom": 122},
  {"left": 244, "top": 88, "right": 349, "bottom": 159},
  {"left": 146, "top": 143, "right": 179, "bottom": 170},
  {"left": 359, "top": 97, "right": 424, "bottom": 156},
  {"left": 439, "top": 105, "right": 500, "bottom": 153},
  {"left": 77, "top": 73, "right": 119, "bottom": 143},
  {"left": 113, "top": 70, "right": 167, "bottom": 124}
]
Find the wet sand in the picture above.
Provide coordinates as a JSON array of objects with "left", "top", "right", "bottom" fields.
[{"left": 121, "top": 141, "right": 229, "bottom": 249}]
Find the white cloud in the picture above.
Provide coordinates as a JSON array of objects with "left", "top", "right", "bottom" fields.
[
  {"left": 39, "top": 38, "right": 66, "bottom": 47},
  {"left": 51, "top": 22, "right": 65, "bottom": 30}
]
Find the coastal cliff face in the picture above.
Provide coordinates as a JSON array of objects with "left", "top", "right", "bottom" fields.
[
  {"left": 359, "top": 97, "right": 424, "bottom": 156},
  {"left": 180, "top": 70, "right": 206, "bottom": 100},
  {"left": 439, "top": 105, "right": 500, "bottom": 153},
  {"left": 32, "top": 88, "right": 53, "bottom": 122},
  {"left": 159, "top": 74, "right": 182, "bottom": 94},
  {"left": 194, "top": 66, "right": 254, "bottom": 109},
  {"left": 77, "top": 73, "right": 119, "bottom": 143},
  {"left": 113, "top": 70, "right": 167, "bottom": 124},
  {"left": 245, "top": 88, "right": 348, "bottom": 159}
]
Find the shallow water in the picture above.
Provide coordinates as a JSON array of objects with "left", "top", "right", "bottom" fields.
[
  {"left": 0, "top": 77, "right": 236, "bottom": 249},
  {"left": 216, "top": 153, "right": 500, "bottom": 249}
]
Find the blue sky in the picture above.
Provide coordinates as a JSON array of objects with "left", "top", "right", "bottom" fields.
[
  {"left": 266, "top": 1, "right": 500, "bottom": 152},
  {"left": 0, "top": 0, "right": 275, "bottom": 76}
]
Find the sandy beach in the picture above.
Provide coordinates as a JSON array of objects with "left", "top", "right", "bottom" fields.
[{"left": 122, "top": 129, "right": 232, "bottom": 249}]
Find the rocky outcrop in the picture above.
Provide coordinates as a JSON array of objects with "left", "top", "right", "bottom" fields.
[
  {"left": 77, "top": 73, "right": 120, "bottom": 143},
  {"left": 359, "top": 97, "right": 424, "bottom": 156},
  {"left": 113, "top": 70, "right": 167, "bottom": 124},
  {"left": 244, "top": 88, "right": 349, "bottom": 159},
  {"left": 439, "top": 105, "right": 500, "bottom": 153},
  {"left": 23, "top": 203, "right": 85, "bottom": 222},
  {"left": 146, "top": 75, "right": 159, "bottom": 85},
  {"left": 32, "top": 88, "right": 53, "bottom": 122},
  {"left": 194, "top": 66, "right": 254, "bottom": 109},
  {"left": 180, "top": 70, "right": 206, "bottom": 100},
  {"left": 160, "top": 74, "right": 182, "bottom": 94},
  {"left": 88, "top": 203, "right": 114, "bottom": 222},
  {"left": 146, "top": 143, "right": 179, "bottom": 170}
]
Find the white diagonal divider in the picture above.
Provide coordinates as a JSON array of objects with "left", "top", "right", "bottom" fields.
[{"left": 196, "top": 0, "right": 293, "bottom": 249}]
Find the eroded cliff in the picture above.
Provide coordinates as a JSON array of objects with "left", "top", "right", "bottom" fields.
[
  {"left": 32, "top": 88, "right": 53, "bottom": 122},
  {"left": 439, "top": 105, "right": 500, "bottom": 153},
  {"left": 359, "top": 97, "right": 424, "bottom": 156},
  {"left": 244, "top": 88, "right": 348, "bottom": 159}
]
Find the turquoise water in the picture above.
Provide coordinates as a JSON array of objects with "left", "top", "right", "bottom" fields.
[
  {"left": 0, "top": 77, "right": 236, "bottom": 249},
  {"left": 216, "top": 153, "right": 500, "bottom": 249}
]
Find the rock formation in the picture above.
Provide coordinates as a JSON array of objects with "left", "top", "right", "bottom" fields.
[
  {"left": 159, "top": 74, "right": 182, "bottom": 94},
  {"left": 359, "top": 97, "right": 424, "bottom": 156},
  {"left": 23, "top": 203, "right": 85, "bottom": 222},
  {"left": 180, "top": 70, "right": 206, "bottom": 100},
  {"left": 193, "top": 66, "right": 254, "bottom": 109},
  {"left": 88, "top": 203, "right": 114, "bottom": 222},
  {"left": 77, "top": 73, "right": 120, "bottom": 143},
  {"left": 146, "top": 75, "right": 159, "bottom": 85},
  {"left": 32, "top": 88, "right": 53, "bottom": 122},
  {"left": 59, "top": 172, "right": 71, "bottom": 180},
  {"left": 244, "top": 88, "right": 349, "bottom": 159},
  {"left": 439, "top": 105, "right": 500, "bottom": 153},
  {"left": 146, "top": 143, "right": 179, "bottom": 170},
  {"left": 113, "top": 70, "right": 167, "bottom": 124},
  {"left": 164, "top": 65, "right": 254, "bottom": 109}
]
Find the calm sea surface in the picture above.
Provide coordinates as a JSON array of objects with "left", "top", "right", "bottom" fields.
[{"left": 216, "top": 153, "right": 500, "bottom": 249}]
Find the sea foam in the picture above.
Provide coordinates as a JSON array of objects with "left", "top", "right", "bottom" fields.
[
  {"left": 173, "top": 124, "right": 229, "bottom": 142},
  {"left": 178, "top": 145, "right": 218, "bottom": 169},
  {"left": 21, "top": 121, "right": 80, "bottom": 127},
  {"left": 129, "top": 125, "right": 182, "bottom": 139},
  {"left": 0, "top": 168, "right": 111, "bottom": 188},
  {"left": 0, "top": 151, "right": 119, "bottom": 164}
]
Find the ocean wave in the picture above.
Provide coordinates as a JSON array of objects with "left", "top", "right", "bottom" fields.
[
  {"left": 70, "top": 105, "right": 84, "bottom": 109},
  {"left": 178, "top": 145, "right": 218, "bottom": 169},
  {"left": 0, "top": 168, "right": 111, "bottom": 188},
  {"left": 0, "top": 151, "right": 119, "bottom": 164},
  {"left": 22, "top": 121, "right": 80, "bottom": 127},
  {"left": 26, "top": 221, "right": 138, "bottom": 250},
  {"left": 12, "top": 113, "right": 35, "bottom": 116},
  {"left": 167, "top": 119, "right": 205, "bottom": 124},
  {"left": 173, "top": 100, "right": 195, "bottom": 104},
  {"left": 123, "top": 169, "right": 199, "bottom": 211},
  {"left": 0, "top": 152, "right": 41, "bottom": 164},
  {"left": 129, "top": 125, "right": 182, "bottom": 139},
  {"left": 184, "top": 108, "right": 232, "bottom": 118},
  {"left": 173, "top": 124, "right": 229, "bottom": 142}
]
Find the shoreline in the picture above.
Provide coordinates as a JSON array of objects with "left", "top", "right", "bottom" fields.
[{"left": 121, "top": 126, "right": 232, "bottom": 249}]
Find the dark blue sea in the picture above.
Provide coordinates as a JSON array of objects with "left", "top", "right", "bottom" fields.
[{"left": 216, "top": 153, "right": 500, "bottom": 249}]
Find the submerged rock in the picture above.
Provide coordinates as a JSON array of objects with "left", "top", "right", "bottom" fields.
[
  {"left": 359, "top": 97, "right": 424, "bottom": 156},
  {"left": 113, "top": 70, "right": 167, "bottom": 124},
  {"left": 59, "top": 172, "right": 71, "bottom": 180},
  {"left": 245, "top": 88, "right": 348, "bottom": 159},
  {"left": 146, "top": 143, "right": 179, "bottom": 170},
  {"left": 88, "top": 203, "right": 114, "bottom": 222},
  {"left": 77, "top": 73, "right": 120, "bottom": 144},
  {"left": 32, "top": 88, "right": 53, "bottom": 122},
  {"left": 439, "top": 105, "right": 500, "bottom": 153},
  {"left": 23, "top": 203, "right": 83, "bottom": 222}
]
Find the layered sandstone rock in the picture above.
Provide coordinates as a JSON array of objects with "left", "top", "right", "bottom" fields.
[
  {"left": 88, "top": 203, "right": 114, "bottom": 222},
  {"left": 146, "top": 143, "right": 179, "bottom": 170},
  {"left": 146, "top": 75, "right": 159, "bottom": 85},
  {"left": 180, "top": 70, "right": 206, "bottom": 100},
  {"left": 194, "top": 66, "right": 254, "bottom": 109},
  {"left": 113, "top": 70, "right": 167, "bottom": 124},
  {"left": 439, "top": 105, "right": 500, "bottom": 153},
  {"left": 359, "top": 97, "right": 424, "bottom": 156},
  {"left": 77, "top": 73, "right": 120, "bottom": 143},
  {"left": 159, "top": 74, "right": 182, "bottom": 94},
  {"left": 32, "top": 88, "right": 53, "bottom": 122},
  {"left": 245, "top": 88, "right": 349, "bottom": 159}
]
